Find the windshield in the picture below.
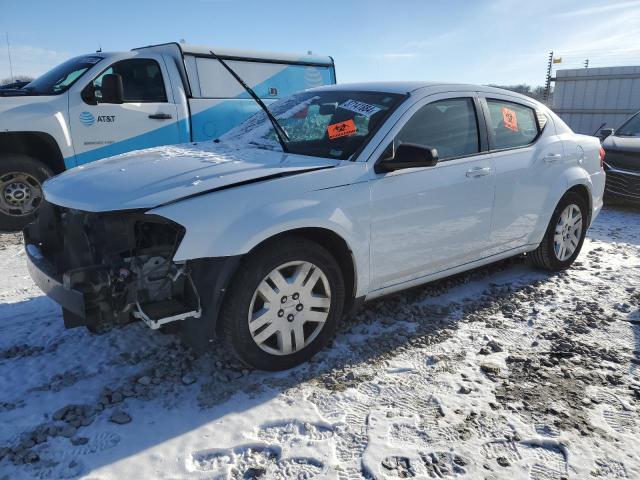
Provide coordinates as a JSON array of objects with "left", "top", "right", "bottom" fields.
[
  {"left": 617, "top": 112, "right": 640, "bottom": 137},
  {"left": 24, "top": 55, "right": 103, "bottom": 95},
  {"left": 219, "top": 91, "right": 405, "bottom": 160}
]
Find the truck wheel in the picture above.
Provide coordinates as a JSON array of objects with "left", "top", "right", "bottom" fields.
[
  {"left": 529, "top": 191, "right": 588, "bottom": 271},
  {"left": 219, "top": 236, "right": 345, "bottom": 371},
  {"left": 0, "top": 154, "right": 53, "bottom": 232}
]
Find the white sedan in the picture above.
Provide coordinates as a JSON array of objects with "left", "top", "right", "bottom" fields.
[{"left": 25, "top": 82, "right": 605, "bottom": 370}]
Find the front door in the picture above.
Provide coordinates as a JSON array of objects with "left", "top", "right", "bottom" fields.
[
  {"left": 68, "top": 56, "right": 180, "bottom": 166},
  {"left": 369, "top": 94, "right": 495, "bottom": 291}
]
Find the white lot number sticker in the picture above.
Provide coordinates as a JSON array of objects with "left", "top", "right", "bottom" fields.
[{"left": 338, "top": 99, "right": 382, "bottom": 118}]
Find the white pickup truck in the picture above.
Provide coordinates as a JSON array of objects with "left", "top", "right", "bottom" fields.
[{"left": 0, "top": 42, "right": 336, "bottom": 231}]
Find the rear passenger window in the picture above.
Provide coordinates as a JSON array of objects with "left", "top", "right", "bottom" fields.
[
  {"left": 486, "top": 99, "right": 539, "bottom": 149},
  {"left": 395, "top": 98, "right": 479, "bottom": 161}
]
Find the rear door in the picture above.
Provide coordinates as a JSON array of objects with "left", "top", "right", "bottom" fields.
[
  {"left": 68, "top": 55, "right": 180, "bottom": 165},
  {"left": 368, "top": 93, "right": 495, "bottom": 291},
  {"left": 478, "top": 94, "right": 566, "bottom": 254}
]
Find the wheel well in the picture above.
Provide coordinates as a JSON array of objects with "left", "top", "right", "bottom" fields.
[
  {"left": 252, "top": 228, "right": 357, "bottom": 312},
  {"left": 566, "top": 184, "right": 591, "bottom": 224},
  {"left": 0, "top": 132, "right": 66, "bottom": 174}
]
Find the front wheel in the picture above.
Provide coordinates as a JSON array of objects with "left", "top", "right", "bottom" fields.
[
  {"left": 219, "top": 236, "right": 345, "bottom": 371},
  {"left": 0, "top": 155, "right": 53, "bottom": 232},
  {"left": 529, "top": 191, "right": 588, "bottom": 271}
]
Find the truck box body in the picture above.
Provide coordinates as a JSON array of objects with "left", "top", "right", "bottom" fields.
[{"left": 69, "top": 43, "right": 335, "bottom": 166}]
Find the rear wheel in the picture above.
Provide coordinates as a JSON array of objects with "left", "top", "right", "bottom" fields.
[
  {"left": 219, "top": 236, "right": 345, "bottom": 371},
  {"left": 529, "top": 191, "right": 588, "bottom": 271},
  {"left": 0, "top": 155, "right": 53, "bottom": 232}
]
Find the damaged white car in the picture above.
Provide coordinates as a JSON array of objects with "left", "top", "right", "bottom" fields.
[{"left": 25, "top": 81, "right": 605, "bottom": 370}]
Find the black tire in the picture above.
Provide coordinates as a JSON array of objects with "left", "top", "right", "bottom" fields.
[
  {"left": 219, "top": 236, "right": 345, "bottom": 371},
  {"left": 529, "top": 191, "right": 588, "bottom": 271},
  {"left": 0, "top": 154, "right": 53, "bottom": 232}
]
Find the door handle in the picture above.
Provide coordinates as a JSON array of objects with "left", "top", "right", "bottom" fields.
[
  {"left": 148, "top": 113, "right": 173, "bottom": 120},
  {"left": 466, "top": 166, "right": 491, "bottom": 178},
  {"left": 543, "top": 153, "right": 562, "bottom": 164}
]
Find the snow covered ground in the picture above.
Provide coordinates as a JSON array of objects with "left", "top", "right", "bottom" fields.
[{"left": 0, "top": 205, "right": 639, "bottom": 480}]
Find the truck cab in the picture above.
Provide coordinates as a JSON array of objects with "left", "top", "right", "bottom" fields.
[{"left": 0, "top": 42, "right": 336, "bottom": 231}]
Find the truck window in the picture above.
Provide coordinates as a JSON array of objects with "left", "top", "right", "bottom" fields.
[{"left": 91, "top": 59, "right": 167, "bottom": 103}]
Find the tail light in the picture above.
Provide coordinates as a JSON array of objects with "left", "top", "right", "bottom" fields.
[{"left": 599, "top": 146, "right": 605, "bottom": 169}]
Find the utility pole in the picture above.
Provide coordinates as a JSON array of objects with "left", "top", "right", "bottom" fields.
[
  {"left": 5, "top": 32, "right": 14, "bottom": 83},
  {"left": 544, "top": 51, "right": 553, "bottom": 104},
  {"left": 584, "top": 59, "right": 589, "bottom": 68}
]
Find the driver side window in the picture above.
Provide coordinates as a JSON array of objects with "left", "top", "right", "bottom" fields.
[
  {"left": 395, "top": 97, "right": 480, "bottom": 161},
  {"left": 91, "top": 59, "right": 167, "bottom": 103}
]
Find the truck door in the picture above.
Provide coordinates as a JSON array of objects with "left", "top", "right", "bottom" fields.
[{"left": 68, "top": 55, "right": 180, "bottom": 166}]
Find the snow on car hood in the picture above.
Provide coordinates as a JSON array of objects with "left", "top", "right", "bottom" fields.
[{"left": 44, "top": 143, "right": 339, "bottom": 212}]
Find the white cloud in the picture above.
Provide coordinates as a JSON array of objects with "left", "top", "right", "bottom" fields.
[
  {"left": 0, "top": 44, "right": 71, "bottom": 81},
  {"left": 359, "top": 52, "right": 419, "bottom": 60},
  {"left": 402, "top": 30, "right": 461, "bottom": 50},
  {"left": 554, "top": 8, "right": 640, "bottom": 60},
  {"left": 554, "top": 0, "right": 640, "bottom": 18}
]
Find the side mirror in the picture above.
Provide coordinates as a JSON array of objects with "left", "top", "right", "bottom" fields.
[
  {"left": 375, "top": 143, "right": 439, "bottom": 173},
  {"left": 100, "top": 73, "right": 124, "bottom": 104},
  {"left": 599, "top": 128, "right": 614, "bottom": 140}
]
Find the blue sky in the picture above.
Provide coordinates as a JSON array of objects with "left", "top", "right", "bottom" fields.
[{"left": 1, "top": 0, "right": 639, "bottom": 86}]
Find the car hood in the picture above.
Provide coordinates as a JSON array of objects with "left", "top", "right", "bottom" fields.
[{"left": 43, "top": 143, "right": 339, "bottom": 212}]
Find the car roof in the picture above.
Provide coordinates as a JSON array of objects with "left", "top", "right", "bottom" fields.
[{"left": 307, "top": 81, "right": 539, "bottom": 103}]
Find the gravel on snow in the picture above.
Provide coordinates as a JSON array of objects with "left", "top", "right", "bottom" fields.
[{"left": 0, "top": 206, "right": 638, "bottom": 479}]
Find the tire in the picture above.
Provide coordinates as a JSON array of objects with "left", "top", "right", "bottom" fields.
[
  {"left": 0, "top": 154, "right": 53, "bottom": 232},
  {"left": 219, "top": 236, "right": 345, "bottom": 371},
  {"left": 529, "top": 191, "right": 588, "bottom": 271}
]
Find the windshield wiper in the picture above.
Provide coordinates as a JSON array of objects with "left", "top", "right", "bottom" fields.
[{"left": 209, "top": 50, "right": 289, "bottom": 153}]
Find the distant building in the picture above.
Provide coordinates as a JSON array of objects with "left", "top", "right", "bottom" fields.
[{"left": 552, "top": 66, "right": 640, "bottom": 135}]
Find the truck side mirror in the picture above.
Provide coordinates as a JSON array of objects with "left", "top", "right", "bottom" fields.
[
  {"left": 599, "top": 128, "right": 614, "bottom": 140},
  {"left": 100, "top": 73, "right": 124, "bottom": 104}
]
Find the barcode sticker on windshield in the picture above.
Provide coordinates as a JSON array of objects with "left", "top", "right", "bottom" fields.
[
  {"left": 338, "top": 100, "right": 381, "bottom": 118},
  {"left": 327, "top": 119, "right": 357, "bottom": 139},
  {"left": 501, "top": 107, "right": 518, "bottom": 132}
]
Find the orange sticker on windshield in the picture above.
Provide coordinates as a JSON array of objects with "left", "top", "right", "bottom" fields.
[
  {"left": 501, "top": 107, "right": 518, "bottom": 132},
  {"left": 327, "top": 119, "right": 357, "bottom": 139}
]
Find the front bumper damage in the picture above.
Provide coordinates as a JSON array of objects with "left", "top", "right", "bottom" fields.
[{"left": 24, "top": 201, "right": 233, "bottom": 345}]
